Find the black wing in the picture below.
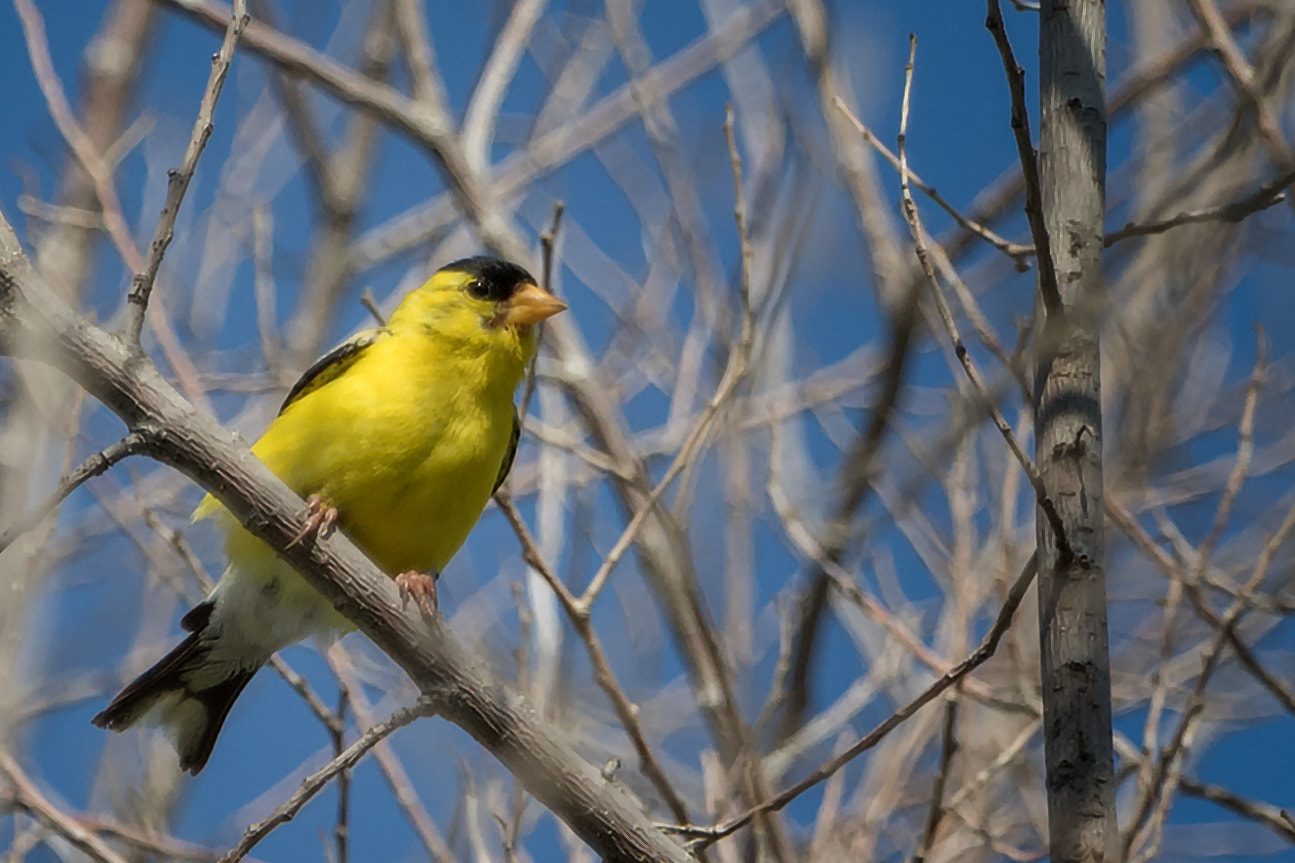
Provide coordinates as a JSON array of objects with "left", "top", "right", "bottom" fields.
[
  {"left": 492, "top": 410, "right": 521, "bottom": 495},
  {"left": 279, "top": 328, "right": 389, "bottom": 415}
]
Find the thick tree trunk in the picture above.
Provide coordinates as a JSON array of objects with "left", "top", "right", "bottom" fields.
[{"left": 1037, "top": 1, "right": 1119, "bottom": 861}]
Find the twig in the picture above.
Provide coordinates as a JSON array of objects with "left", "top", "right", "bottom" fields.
[
  {"left": 359, "top": 288, "right": 386, "bottom": 327},
  {"left": 494, "top": 495, "right": 692, "bottom": 825},
  {"left": 924, "top": 237, "right": 1033, "bottom": 406},
  {"left": 217, "top": 699, "right": 435, "bottom": 863},
  {"left": 573, "top": 127, "right": 757, "bottom": 611},
  {"left": 327, "top": 649, "right": 457, "bottom": 863},
  {"left": 76, "top": 815, "right": 220, "bottom": 862},
  {"left": 1184, "top": 0, "right": 1295, "bottom": 175},
  {"left": 1179, "top": 775, "right": 1295, "bottom": 843},
  {"left": 1107, "top": 498, "right": 1295, "bottom": 715},
  {"left": 771, "top": 486, "right": 1008, "bottom": 707},
  {"left": 1124, "top": 495, "right": 1295, "bottom": 859},
  {"left": 16, "top": 195, "right": 105, "bottom": 230},
  {"left": 124, "top": 0, "right": 249, "bottom": 351},
  {"left": 12, "top": 0, "right": 208, "bottom": 408},
  {"left": 945, "top": 718, "right": 1039, "bottom": 812},
  {"left": 894, "top": 34, "right": 1074, "bottom": 564},
  {"left": 0, "top": 432, "right": 151, "bottom": 554},
  {"left": 1105, "top": 170, "right": 1295, "bottom": 246},
  {"left": 983, "top": 0, "right": 1062, "bottom": 316},
  {"left": 0, "top": 751, "right": 131, "bottom": 863},
  {"left": 1123, "top": 343, "right": 1283, "bottom": 861},
  {"left": 569, "top": 106, "right": 760, "bottom": 615},
  {"left": 725, "top": 105, "right": 755, "bottom": 313},
  {"left": 334, "top": 690, "right": 350, "bottom": 863},
  {"left": 170, "top": 0, "right": 783, "bottom": 270},
  {"left": 540, "top": 203, "right": 566, "bottom": 293},
  {"left": 11, "top": 0, "right": 138, "bottom": 287},
  {"left": 515, "top": 201, "right": 565, "bottom": 433},
  {"left": 667, "top": 552, "right": 1038, "bottom": 850},
  {"left": 461, "top": 0, "right": 548, "bottom": 165},
  {"left": 1190, "top": 329, "right": 1266, "bottom": 583},
  {"left": 251, "top": 202, "right": 279, "bottom": 370},
  {"left": 268, "top": 656, "right": 341, "bottom": 736},
  {"left": 262, "top": 0, "right": 393, "bottom": 365},
  {"left": 913, "top": 695, "right": 960, "bottom": 863},
  {"left": 833, "top": 97, "right": 1032, "bottom": 268},
  {"left": 392, "top": 0, "right": 450, "bottom": 113}
]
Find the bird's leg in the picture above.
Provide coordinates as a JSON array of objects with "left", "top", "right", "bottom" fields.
[
  {"left": 287, "top": 495, "right": 339, "bottom": 548},
  {"left": 395, "top": 570, "right": 439, "bottom": 617}
]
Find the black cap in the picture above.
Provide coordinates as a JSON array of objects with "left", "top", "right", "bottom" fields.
[{"left": 442, "top": 256, "right": 537, "bottom": 302}]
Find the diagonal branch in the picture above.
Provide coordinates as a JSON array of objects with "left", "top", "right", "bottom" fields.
[
  {"left": 123, "top": 0, "right": 248, "bottom": 350},
  {"left": 983, "top": 0, "right": 1062, "bottom": 316},
  {"left": 895, "top": 34, "right": 1075, "bottom": 565},
  {"left": 0, "top": 432, "right": 152, "bottom": 554},
  {"left": 0, "top": 750, "right": 131, "bottom": 863},
  {"left": 669, "top": 552, "right": 1037, "bottom": 851},
  {"left": 0, "top": 209, "right": 696, "bottom": 863},
  {"left": 216, "top": 699, "right": 435, "bottom": 863}
]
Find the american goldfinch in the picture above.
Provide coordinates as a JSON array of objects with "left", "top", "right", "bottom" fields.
[{"left": 92, "top": 256, "right": 566, "bottom": 773}]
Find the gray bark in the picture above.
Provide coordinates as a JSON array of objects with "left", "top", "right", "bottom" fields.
[{"left": 1037, "top": 1, "right": 1119, "bottom": 862}]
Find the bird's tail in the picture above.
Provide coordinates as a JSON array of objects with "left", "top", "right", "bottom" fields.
[{"left": 92, "top": 601, "right": 261, "bottom": 775}]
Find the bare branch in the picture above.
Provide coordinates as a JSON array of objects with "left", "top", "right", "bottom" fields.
[
  {"left": 123, "top": 0, "right": 249, "bottom": 350},
  {"left": 1105, "top": 169, "right": 1295, "bottom": 245},
  {"left": 1184, "top": 0, "right": 1295, "bottom": 175},
  {"left": 834, "top": 96, "right": 1033, "bottom": 268},
  {"left": 895, "top": 34, "right": 1074, "bottom": 563},
  {"left": 494, "top": 493, "right": 691, "bottom": 825},
  {"left": 0, "top": 432, "right": 151, "bottom": 554},
  {"left": 0, "top": 750, "right": 131, "bottom": 863},
  {"left": 462, "top": 0, "right": 548, "bottom": 165},
  {"left": 328, "top": 648, "right": 457, "bottom": 863},
  {"left": 392, "top": 0, "right": 450, "bottom": 113},
  {"left": 912, "top": 696, "right": 960, "bottom": 863},
  {"left": 12, "top": 0, "right": 208, "bottom": 408},
  {"left": 1179, "top": 775, "right": 1295, "bottom": 843},
  {"left": 11, "top": 0, "right": 139, "bottom": 286},
  {"left": 0, "top": 209, "right": 697, "bottom": 863},
  {"left": 216, "top": 699, "right": 435, "bottom": 863},
  {"left": 983, "top": 0, "right": 1062, "bottom": 316},
  {"left": 671, "top": 553, "right": 1037, "bottom": 850}
]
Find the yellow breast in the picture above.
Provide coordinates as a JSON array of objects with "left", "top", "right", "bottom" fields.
[{"left": 210, "top": 316, "right": 528, "bottom": 580}]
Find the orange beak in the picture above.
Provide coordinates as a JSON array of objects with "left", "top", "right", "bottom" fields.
[{"left": 502, "top": 282, "right": 568, "bottom": 326}]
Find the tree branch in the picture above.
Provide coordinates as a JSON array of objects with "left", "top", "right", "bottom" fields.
[
  {"left": 123, "top": 0, "right": 248, "bottom": 350},
  {"left": 669, "top": 553, "right": 1037, "bottom": 851},
  {"left": 0, "top": 209, "right": 695, "bottom": 863},
  {"left": 0, "top": 432, "right": 151, "bottom": 554},
  {"left": 0, "top": 751, "right": 131, "bottom": 863},
  {"left": 983, "top": 0, "right": 1062, "bottom": 316},
  {"left": 217, "top": 699, "right": 432, "bottom": 863}
]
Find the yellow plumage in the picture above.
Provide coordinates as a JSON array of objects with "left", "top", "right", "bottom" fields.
[{"left": 95, "top": 256, "right": 566, "bottom": 773}]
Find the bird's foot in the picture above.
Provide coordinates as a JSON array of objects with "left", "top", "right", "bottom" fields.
[
  {"left": 396, "top": 570, "right": 440, "bottom": 617},
  {"left": 287, "top": 495, "right": 338, "bottom": 548}
]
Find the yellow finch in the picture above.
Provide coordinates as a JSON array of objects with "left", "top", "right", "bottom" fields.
[{"left": 93, "top": 256, "right": 566, "bottom": 773}]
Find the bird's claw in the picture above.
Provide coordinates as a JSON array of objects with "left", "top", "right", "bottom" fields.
[
  {"left": 396, "top": 571, "right": 439, "bottom": 617},
  {"left": 287, "top": 495, "right": 338, "bottom": 548}
]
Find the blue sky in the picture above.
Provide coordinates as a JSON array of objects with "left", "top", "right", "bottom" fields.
[{"left": 2, "top": 1, "right": 1293, "bottom": 861}]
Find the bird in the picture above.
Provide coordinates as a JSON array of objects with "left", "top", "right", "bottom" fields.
[{"left": 92, "top": 256, "right": 566, "bottom": 774}]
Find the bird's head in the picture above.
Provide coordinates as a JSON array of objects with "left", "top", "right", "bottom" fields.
[{"left": 388, "top": 256, "right": 567, "bottom": 360}]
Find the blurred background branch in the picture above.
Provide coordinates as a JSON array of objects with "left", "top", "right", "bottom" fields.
[{"left": 1, "top": 0, "right": 1294, "bottom": 861}]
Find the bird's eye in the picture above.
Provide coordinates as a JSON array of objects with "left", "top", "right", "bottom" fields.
[{"left": 466, "top": 279, "right": 491, "bottom": 300}]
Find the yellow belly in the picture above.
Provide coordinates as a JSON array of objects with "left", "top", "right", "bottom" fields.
[{"left": 205, "top": 328, "right": 520, "bottom": 590}]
